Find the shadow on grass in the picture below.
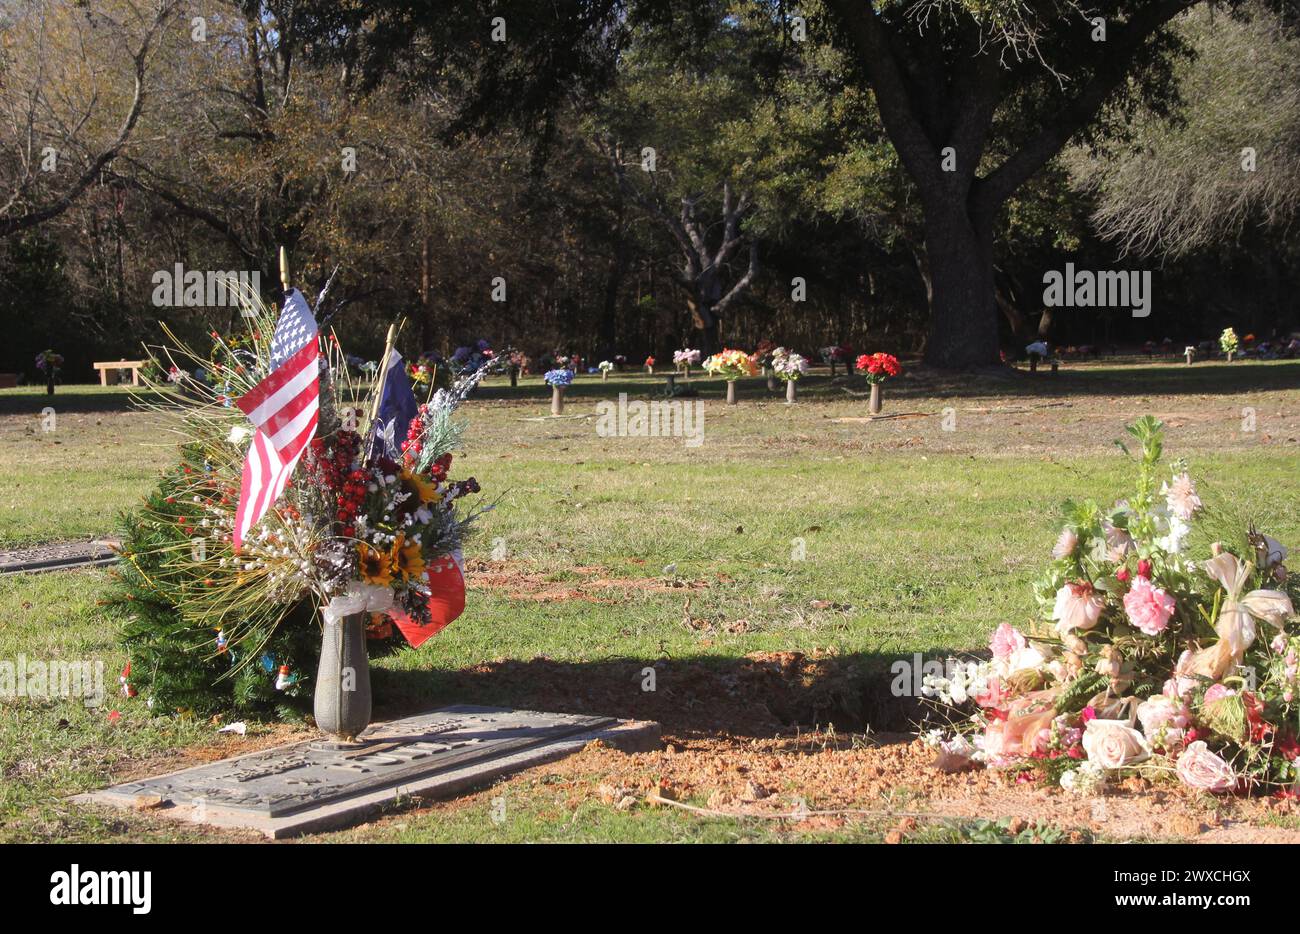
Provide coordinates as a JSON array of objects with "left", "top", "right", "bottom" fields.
[
  {"left": 371, "top": 649, "right": 960, "bottom": 739},
  {"left": 0, "top": 387, "right": 169, "bottom": 415}
]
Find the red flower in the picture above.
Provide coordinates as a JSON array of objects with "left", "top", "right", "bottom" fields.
[
  {"left": 1137, "top": 559, "right": 1152, "bottom": 579},
  {"left": 855, "top": 352, "right": 902, "bottom": 378}
]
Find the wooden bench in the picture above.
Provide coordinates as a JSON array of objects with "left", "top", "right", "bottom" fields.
[{"left": 94, "top": 359, "right": 146, "bottom": 386}]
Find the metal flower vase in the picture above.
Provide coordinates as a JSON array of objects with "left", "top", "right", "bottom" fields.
[{"left": 314, "top": 611, "right": 372, "bottom": 743}]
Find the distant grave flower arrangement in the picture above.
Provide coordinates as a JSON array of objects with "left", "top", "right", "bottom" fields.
[
  {"left": 35, "top": 349, "right": 64, "bottom": 376},
  {"left": 704, "top": 349, "right": 757, "bottom": 405},
  {"left": 855, "top": 352, "right": 901, "bottom": 383},
  {"left": 1220, "top": 328, "right": 1239, "bottom": 357},
  {"left": 544, "top": 367, "right": 575, "bottom": 387},
  {"left": 924, "top": 417, "right": 1298, "bottom": 796},
  {"left": 673, "top": 348, "right": 701, "bottom": 370},
  {"left": 820, "top": 344, "right": 850, "bottom": 374},
  {"left": 35, "top": 349, "right": 64, "bottom": 393},
  {"left": 771, "top": 347, "right": 808, "bottom": 381},
  {"left": 703, "top": 348, "right": 758, "bottom": 380}
]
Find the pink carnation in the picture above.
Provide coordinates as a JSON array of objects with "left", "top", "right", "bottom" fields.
[
  {"left": 1122, "top": 576, "right": 1175, "bottom": 636},
  {"left": 1203, "top": 684, "right": 1236, "bottom": 705},
  {"left": 990, "top": 623, "right": 1026, "bottom": 660}
]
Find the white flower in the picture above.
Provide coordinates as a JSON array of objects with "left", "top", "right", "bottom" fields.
[
  {"left": 1082, "top": 719, "right": 1151, "bottom": 769},
  {"left": 1060, "top": 760, "right": 1107, "bottom": 795},
  {"left": 227, "top": 424, "right": 250, "bottom": 445},
  {"left": 1161, "top": 472, "right": 1202, "bottom": 521}
]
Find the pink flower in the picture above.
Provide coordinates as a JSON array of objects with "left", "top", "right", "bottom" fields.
[
  {"left": 1082, "top": 719, "right": 1152, "bottom": 769},
  {"left": 973, "top": 678, "right": 1007, "bottom": 709},
  {"left": 990, "top": 623, "right": 1026, "bottom": 660},
  {"left": 1203, "top": 684, "right": 1236, "bottom": 705},
  {"left": 1052, "top": 582, "right": 1105, "bottom": 637},
  {"left": 1123, "top": 576, "right": 1175, "bottom": 636},
  {"left": 1163, "top": 675, "right": 1197, "bottom": 699},
  {"left": 1136, "top": 696, "right": 1192, "bottom": 743},
  {"left": 1163, "top": 472, "right": 1202, "bottom": 521},
  {"left": 1176, "top": 741, "right": 1236, "bottom": 792},
  {"left": 1052, "top": 528, "right": 1078, "bottom": 559}
]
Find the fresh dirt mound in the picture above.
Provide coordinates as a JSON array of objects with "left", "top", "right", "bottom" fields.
[{"left": 543, "top": 733, "right": 1300, "bottom": 843}]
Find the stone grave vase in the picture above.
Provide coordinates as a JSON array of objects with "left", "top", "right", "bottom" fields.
[
  {"left": 869, "top": 382, "right": 882, "bottom": 415},
  {"left": 315, "top": 587, "right": 386, "bottom": 743},
  {"left": 315, "top": 612, "right": 372, "bottom": 742}
]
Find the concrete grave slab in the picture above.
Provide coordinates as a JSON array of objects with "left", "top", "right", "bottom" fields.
[{"left": 73, "top": 705, "right": 659, "bottom": 838}]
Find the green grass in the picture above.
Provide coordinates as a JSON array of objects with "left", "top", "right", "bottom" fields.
[{"left": 0, "top": 362, "right": 1298, "bottom": 842}]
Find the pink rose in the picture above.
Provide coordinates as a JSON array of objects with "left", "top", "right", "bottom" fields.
[
  {"left": 1052, "top": 582, "right": 1105, "bottom": 637},
  {"left": 1123, "top": 577, "right": 1175, "bottom": 636},
  {"left": 1176, "top": 741, "right": 1236, "bottom": 792},
  {"left": 1082, "top": 719, "right": 1151, "bottom": 769},
  {"left": 990, "top": 623, "right": 1026, "bottom": 660}
]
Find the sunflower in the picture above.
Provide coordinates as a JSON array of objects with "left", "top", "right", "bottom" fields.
[
  {"left": 356, "top": 542, "right": 393, "bottom": 586},
  {"left": 402, "top": 468, "right": 441, "bottom": 505},
  {"left": 390, "top": 533, "right": 426, "bottom": 581}
]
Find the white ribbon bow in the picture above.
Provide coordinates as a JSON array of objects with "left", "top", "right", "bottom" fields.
[
  {"left": 1189, "top": 553, "right": 1293, "bottom": 679},
  {"left": 321, "top": 582, "right": 394, "bottom": 626}
]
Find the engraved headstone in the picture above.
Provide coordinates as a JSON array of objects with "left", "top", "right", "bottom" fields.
[{"left": 74, "top": 705, "right": 659, "bottom": 838}]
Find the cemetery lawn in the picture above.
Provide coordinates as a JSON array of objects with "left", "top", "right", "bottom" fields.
[{"left": 1, "top": 360, "right": 1299, "bottom": 843}]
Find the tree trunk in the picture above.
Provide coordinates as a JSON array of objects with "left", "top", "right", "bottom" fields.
[{"left": 920, "top": 204, "right": 999, "bottom": 369}]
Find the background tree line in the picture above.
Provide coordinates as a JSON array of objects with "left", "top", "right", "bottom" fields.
[{"left": 1, "top": 0, "right": 1298, "bottom": 380}]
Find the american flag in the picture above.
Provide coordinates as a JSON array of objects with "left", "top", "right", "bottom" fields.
[{"left": 232, "top": 288, "right": 320, "bottom": 550}]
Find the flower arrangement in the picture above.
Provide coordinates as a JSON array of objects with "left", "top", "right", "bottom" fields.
[
  {"left": 1025, "top": 340, "right": 1049, "bottom": 360},
  {"left": 544, "top": 368, "right": 574, "bottom": 387},
  {"left": 598, "top": 360, "right": 614, "bottom": 373},
  {"left": 115, "top": 291, "right": 493, "bottom": 716},
  {"left": 1220, "top": 328, "right": 1239, "bottom": 356},
  {"left": 673, "top": 348, "right": 701, "bottom": 370},
  {"left": 925, "top": 417, "right": 1298, "bottom": 796},
  {"left": 771, "top": 347, "right": 809, "bottom": 381},
  {"left": 854, "top": 352, "right": 901, "bottom": 383},
  {"left": 820, "top": 345, "right": 849, "bottom": 364},
  {"left": 702, "top": 348, "right": 758, "bottom": 380},
  {"left": 644, "top": 356, "right": 655, "bottom": 367},
  {"left": 35, "top": 349, "right": 64, "bottom": 374},
  {"left": 751, "top": 340, "right": 776, "bottom": 369},
  {"left": 407, "top": 354, "right": 438, "bottom": 386}
]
